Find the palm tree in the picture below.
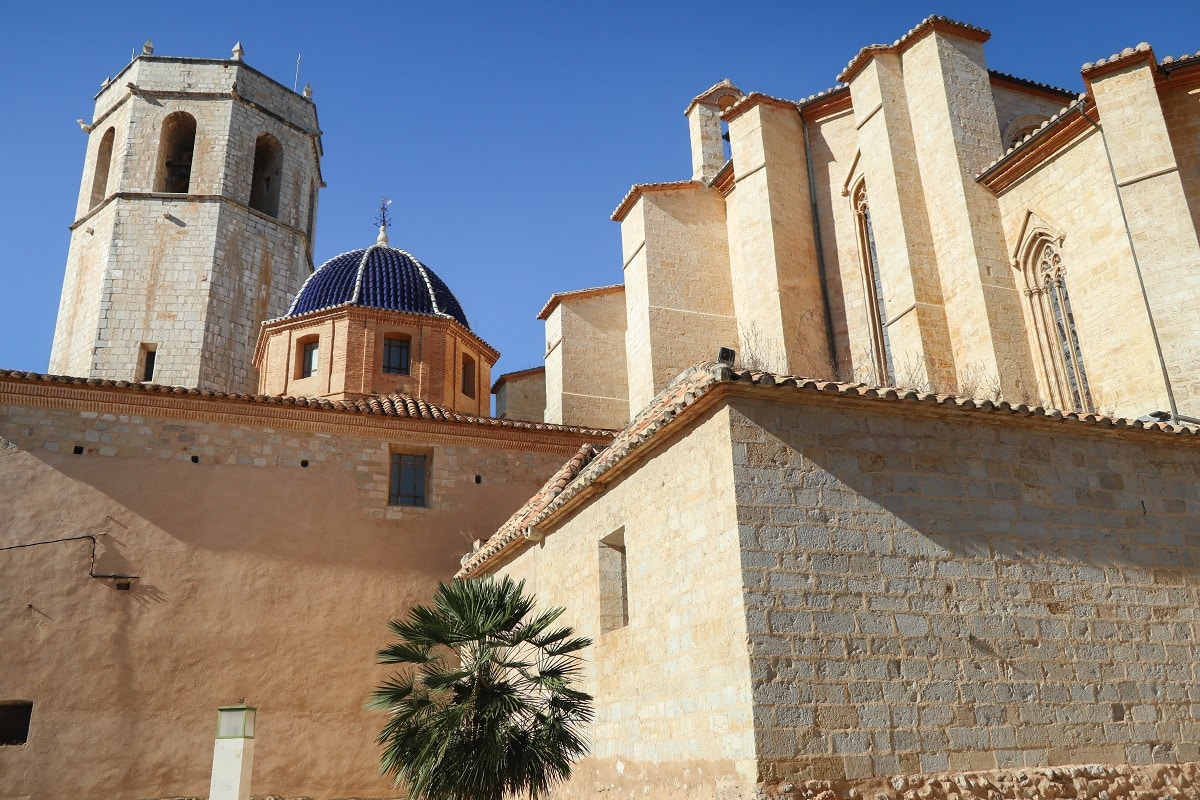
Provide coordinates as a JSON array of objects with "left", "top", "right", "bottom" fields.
[{"left": 370, "top": 576, "right": 594, "bottom": 800}]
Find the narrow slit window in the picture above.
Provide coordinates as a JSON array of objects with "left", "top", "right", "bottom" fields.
[
  {"left": 461, "top": 353, "right": 476, "bottom": 398},
  {"left": 383, "top": 337, "right": 411, "bottom": 375},
  {"left": 0, "top": 702, "right": 32, "bottom": 746},
  {"left": 140, "top": 345, "right": 157, "bottom": 383},
  {"left": 598, "top": 529, "right": 628, "bottom": 634},
  {"left": 389, "top": 453, "right": 428, "bottom": 507}
]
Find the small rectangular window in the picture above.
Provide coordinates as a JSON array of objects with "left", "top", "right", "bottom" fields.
[
  {"left": 383, "top": 337, "right": 411, "bottom": 375},
  {"left": 389, "top": 453, "right": 428, "bottom": 507},
  {"left": 140, "top": 345, "right": 157, "bottom": 383},
  {"left": 598, "top": 529, "right": 628, "bottom": 634},
  {"left": 0, "top": 702, "right": 32, "bottom": 746},
  {"left": 301, "top": 340, "right": 318, "bottom": 378}
]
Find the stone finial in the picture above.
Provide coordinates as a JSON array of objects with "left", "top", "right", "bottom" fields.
[
  {"left": 232, "top": 41, "right": 244, "bottom": 61},
  {"left": 142, "top": 38, "right": 154, "bottom": 56},
  {"left": 376, "top": 225, "right": 390, "bottom": 247},
  {"left": 303, "top": 82, "right": 313, "bottom": 99}
]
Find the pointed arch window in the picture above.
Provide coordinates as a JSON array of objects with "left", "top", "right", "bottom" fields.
[
  {"left": 1023, "top": 241, "right": 1093, "bottom": 412},
  {"left": 854, "top": 183, "right": 893, "bottom": 384}
]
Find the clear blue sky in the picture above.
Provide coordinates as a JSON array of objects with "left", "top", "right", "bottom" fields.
[{"left": 4, "top": 1, "right": 1200, "bottom": 390}]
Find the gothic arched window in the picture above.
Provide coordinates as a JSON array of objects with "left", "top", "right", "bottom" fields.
[
  {"left": 1024, "top": 241, "right": 1093, "bottom": 412},
  {"left": 854, "top": 183, "right": 893, "bottom": 384}
]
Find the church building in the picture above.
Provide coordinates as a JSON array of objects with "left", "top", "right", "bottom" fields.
[
  {"left": 6, "top": 15, "right": 1200, "bottom": 800},
  {"left": 467, "top": 15, "right": 1200, "bottom": 800}
]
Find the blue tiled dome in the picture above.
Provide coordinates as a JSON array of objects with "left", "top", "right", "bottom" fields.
[{"left": 285, "top": 239, "right": 470, "bottom": 328}]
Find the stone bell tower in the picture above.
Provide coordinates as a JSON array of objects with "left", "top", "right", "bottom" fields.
[{"left": 49, "top": 40, "right": 323, "bottom": 393}]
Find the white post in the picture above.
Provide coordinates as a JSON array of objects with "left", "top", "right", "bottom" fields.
[{"left": 209, "top": 705, "right": 256, "bottom": 800}]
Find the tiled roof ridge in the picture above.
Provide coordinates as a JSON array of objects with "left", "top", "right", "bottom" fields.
[
  {"left": 976, "top": 93, "right": 1090, "bottom": 178},
  {"left": 988, "top": 69, "right": 1076, "bottom": 98},
  {"left": 838, "top": 15, "right": 990, "bottom": 83},
  {"left": 795, "top": 84, "right": 849, "bottom": 108},
  {"left": 1081, "top": 41, "right": 1154, "bottom": 74},
  {"left": 457, "top": 360, "right": 1200, "bottom": 577},
  {"left": 536, "top": 283, "right": 625, "bottom": 320},
  {"left": 611, "top": 180, "right": 701, "bottom": 222},
  {"left": 0, "top": 369, "right": 616, "bottom": 437},
  {"left": 721, "top": 90, "right": 805, "bottom": 121},
  {"left": 1159, "top": 48, "right": 1200, "bottom": 69},
  {"left": 455, "top": 442, "right": 603, "bottom": 577}
]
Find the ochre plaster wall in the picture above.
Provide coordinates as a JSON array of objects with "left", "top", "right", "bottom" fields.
[
  {"left": 0, "top": 385, "right": 591, "bottom": 800},
  {"left": 490, "top": 407, "right": 758, "bottom": 800}
]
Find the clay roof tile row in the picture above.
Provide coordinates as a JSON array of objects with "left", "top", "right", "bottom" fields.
[
  {"left": 458, "top": 361, "right": 1200, "bottom": 577},
  {"left": 837, "top": 15, "right": 990, "bottom": 83},
  {"left": 0, "top": 369, "right": 616, "bottom": 438}
]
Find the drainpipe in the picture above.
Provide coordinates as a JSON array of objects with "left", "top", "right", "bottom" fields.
[{"left": 1083, "top": 104, "right": 1178, "bottom": 420}]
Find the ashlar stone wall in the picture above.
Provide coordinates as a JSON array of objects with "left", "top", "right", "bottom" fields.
[{"left": 731, "top": 393, "right": 1200, "bottom": 784}]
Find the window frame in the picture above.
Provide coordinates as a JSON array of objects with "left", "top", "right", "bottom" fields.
[
  {"left": 382, "top": 335, "right": 411, "bottom": 375},
  {"left": 461, "top": 352, "right": 476, "bottom": 398},
  {"left": 296, "top": 336, "right": 319, "bottom": 380},
  {"left": 388, "top": 451, "right": 430, "bottom": 508}
]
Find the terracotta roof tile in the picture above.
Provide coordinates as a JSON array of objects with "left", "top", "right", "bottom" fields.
[
  {"left": 610, "top": 180, "right": 701, "bottom": 222},
  {"left": 976, "top": 94, "right": 1090, "bottom": 179},
  {"left": 1081, "top": 42, "right": 1154, "bottom": 74},
  {"left": 0, "top": 369, "right": 615, "bottom": 438},
  {"left": 459, "top": 361, "right": 1200, "bottom": 577},
  {"left": 838, "top": 16, "right": 990, "bottom": 83}
]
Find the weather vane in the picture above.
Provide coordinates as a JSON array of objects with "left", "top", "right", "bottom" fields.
[
  {"left": 374, "top": 197, "right": 393, "bottom": 231},
  {"left": 374, "top": 198, "right": 393, "bottom": 246}
]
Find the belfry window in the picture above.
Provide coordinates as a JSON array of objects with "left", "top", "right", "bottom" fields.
[
  {"left": 854, "top": 184, "right": 893, "bottom": 384},
  {"left": 389, "top": 453, "right": 428, "bottom": 507},
  {"left": 89, "top": 127, "right": 115, "bottom": 209},
  {"left": 154, "top": 112, "right": 196, "bottom": 194},
  {"left": 1027, "top": 242, "right": 1093, "bottom": 412},
  {"left": 249, "top": 133, "right": 283, "bottom": 218},
  {"left": 383, "top": 336, "right": 410, "bottom": 375}
]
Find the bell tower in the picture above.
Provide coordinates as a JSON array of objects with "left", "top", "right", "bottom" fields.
[{"left": 49, "top": 41, "right": 323, "bottom": 393}]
